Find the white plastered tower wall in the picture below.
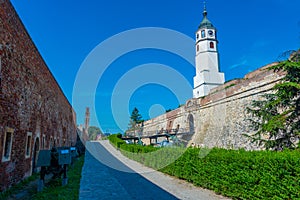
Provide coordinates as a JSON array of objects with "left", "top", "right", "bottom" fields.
[{"left": 193, "top": 7, "right": 225, "bottom": 98}]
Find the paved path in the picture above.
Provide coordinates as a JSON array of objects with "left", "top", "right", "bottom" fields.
[{"left": 79, "top": 141, "right": 229, "bottom": 200}]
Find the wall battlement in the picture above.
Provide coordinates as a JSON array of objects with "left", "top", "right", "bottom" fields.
[{"left": 142, "top": 62, "right": 284, "bottom": 149}]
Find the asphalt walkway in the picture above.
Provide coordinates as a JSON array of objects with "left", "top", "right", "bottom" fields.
[{"left": 79, "top": 141, "right": 229, "bottom": 200}]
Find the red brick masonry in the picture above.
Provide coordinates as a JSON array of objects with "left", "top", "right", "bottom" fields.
[{"left": 0, "top": 0, "right": 77, "bottom": 191}]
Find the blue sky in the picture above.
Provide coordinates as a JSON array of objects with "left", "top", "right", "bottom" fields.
[{"left": 11, "top": 0, "right": 300, "bottom": 133}]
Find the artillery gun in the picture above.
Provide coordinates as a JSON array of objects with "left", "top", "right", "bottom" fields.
[{"left": 36, "top": 146, "right": 77, "bottom": 191}]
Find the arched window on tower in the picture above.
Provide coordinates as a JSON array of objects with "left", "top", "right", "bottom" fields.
[
  {"left": 197, "top": 45, "right": 199, "bottom": 52},
  {"left": 210, "top": 42, "right": 214, "bottom": 49},
  {"left": 201, "top": 30, "right": 205, "bottom": 38}
]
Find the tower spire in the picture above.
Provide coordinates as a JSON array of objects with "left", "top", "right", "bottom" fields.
[
  {"left": 199, "top": 0, "right": 213, "bottom": 29},
  {"left": 203, "top": 1, "right": 207, "bottom": 17}
]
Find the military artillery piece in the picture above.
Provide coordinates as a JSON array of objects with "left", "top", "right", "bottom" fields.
[{"left": 36, "top": 146, "right": 77, "bottom": 191}]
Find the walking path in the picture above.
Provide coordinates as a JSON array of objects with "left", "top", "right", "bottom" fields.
[{"left": 79, "top": 141, "right": 229, "bottom": 200}]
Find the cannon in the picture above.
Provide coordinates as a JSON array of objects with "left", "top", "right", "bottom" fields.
[{"left": 36, "top": 146, "right": 77, "bottom": 191}]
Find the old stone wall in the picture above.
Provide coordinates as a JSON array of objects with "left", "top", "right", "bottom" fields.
[
  {"left": 0, "top": 0, "right": 77, "bottom": 191},
  {"left": 142, "top": 63, "right": 285, "bottom": 150}
]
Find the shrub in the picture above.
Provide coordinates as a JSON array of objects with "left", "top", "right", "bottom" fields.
[
  {"left": 108, "top": 134, "right": 125, "bottom": 148},
  {"left": 108, "top": 136, "right": 300, "bottom": 200},
  {"left": 160, "top": 148, "right": 300, "bottom": 199}
]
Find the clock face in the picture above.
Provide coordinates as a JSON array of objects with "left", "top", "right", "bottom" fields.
[{"left": 208, "top": 30, "right": 214, "bottom": 36}]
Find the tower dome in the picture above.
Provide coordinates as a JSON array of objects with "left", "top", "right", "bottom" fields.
[{"left": 198, "top": 7, "right": 214, "bottom": 29}]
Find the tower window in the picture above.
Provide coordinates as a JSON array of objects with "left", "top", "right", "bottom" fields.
[
  {"left": 196, "top": 34, "right": 199, "bottom": 39},
  {"left": 201, "top": 30, "right": 205, "bottom": 38},
  {"left": 210, "top": 42, "right": 214, "bottom": 49},
  {"left": 197, "top": 45, "right": 199, "bottom": 52}
]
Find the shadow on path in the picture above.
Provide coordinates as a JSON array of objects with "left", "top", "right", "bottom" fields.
[{"left": 79, "top": 142, "right": 178, "bottom": 200}]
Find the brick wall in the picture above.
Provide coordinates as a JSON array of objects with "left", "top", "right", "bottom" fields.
[{"left": 0, "top": 0, "right": 77, "bottom": 191}]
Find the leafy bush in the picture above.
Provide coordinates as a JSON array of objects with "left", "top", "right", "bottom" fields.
[
  {"left": 161, "top": 148, "right": 300, "bottom": 199},
  {"left": 121, "top": 146, "right": 184, "bottom": 170},
  {"left": 109, "top": 135, "right": 186, "bottom": 169},
  {"left": 108, "top": 134, "right": 126, "bottom": 148},
  {"left": 109, "top": 135, "right": 300, "bottom": 200},
  {"left": 109, "top": 134, "right": 157, "bottom": 153}
]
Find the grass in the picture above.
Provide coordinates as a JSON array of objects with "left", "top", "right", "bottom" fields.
[
  {"left": 0, "top": 173, "right": 39, "bottom": 199},
  {"left": 0, "top": 155, "right": 85, "bottom": 200},
  {"left": 32, "top": 156, "right": 85, "bottom": 200}
]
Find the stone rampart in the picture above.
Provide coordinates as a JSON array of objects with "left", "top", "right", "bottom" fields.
[{"left": 142, "top": 63, "right": 284, "bottom": 149}]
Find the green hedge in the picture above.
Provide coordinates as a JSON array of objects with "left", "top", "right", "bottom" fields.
[
  {"left": 108, "top": 134, "right": 126, "bottom": 148},
  {"left": 161, "top": 148, "right": 300, "bottom": 200},
  {"left": 108, "top": 134, "right": 157, "bottom": 153},
  {"left": 108, "top": 135, "right": 300, "bottom": 199},
  {"left": 108, "top": 134, "right": 183, "bottom": 169}
]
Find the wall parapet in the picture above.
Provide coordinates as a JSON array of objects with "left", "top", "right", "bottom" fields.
[{"left": 142, "top": 61, "right": 285, "bottom": 150}]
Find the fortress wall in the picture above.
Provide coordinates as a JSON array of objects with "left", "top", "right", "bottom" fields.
[
  {"left": 0, "top": 0, "right": 77, "bottom": 191},
  {"left": 142, "top": 63, "right": 284, "bottom": 149}
]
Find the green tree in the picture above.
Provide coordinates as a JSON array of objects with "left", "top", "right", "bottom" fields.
[
  {"left": 130, "top": 107, "right": 143, "bottom": 123},
  {"left": 88, "top": 126, "right": 103, "bottom": 140},
  {"left": 247, "top": 50, "right": 300, "bottom": 150},
  {"left": 127, "top": 107, "right": 143, "bottom": 136}
]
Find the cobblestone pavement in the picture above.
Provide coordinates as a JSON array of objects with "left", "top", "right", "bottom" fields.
[{"left": 79, "top": 141, "right": 229, "bottom": 200}]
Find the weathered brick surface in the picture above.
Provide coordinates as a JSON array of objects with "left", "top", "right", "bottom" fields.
[{"left": 0, "top": 0, "right": 77, "bottom": 191}]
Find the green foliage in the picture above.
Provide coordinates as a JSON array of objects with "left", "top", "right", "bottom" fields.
[
  {"left": 130, "top": 107, "right": 143, "bottom": 124},
  {"left": 1, "top": 156, "right": 85, "bottom": 200},
  {"left": 109, "top": 138, "right": 300, "bottom": 199},
  {"left": 88, "top": 126, "right": 102, "bottom": 140},
  {"left": 247, "top": 51, "right": 300, "bottom": 150},
  {"left": 160, "top": 148, "right": 300, "bottom": 199},
  {"left": 122, "top": 147, "right": 185, "bottom": 170},
  {"left": 127, "top": 107, "right": 143, "bottom": 134},
  {"left": 0, "top": 173, "right": 39, "bottom": 199},
  {"left": 121, "top": 144, "right": 157, "bottom": 154},
  {"left": 108, "top": 134, "right": 126, "bottom": 148},
  {"left": 108, "top": 133, "right": 157, "bottom": 153},
  {"left": 108, "top": 135, "right": 185, "bottom": 170}
]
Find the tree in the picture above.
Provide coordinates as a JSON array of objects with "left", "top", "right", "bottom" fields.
[
  {"left": 127, "top": 107, "right": 143, "bottom": 136},
  {"left": 88, "top": 126, "right": 103, "bottom": 140},
  {"left": 130, "top": 107, "right": 143, "bottom": 124},
  {"left": 247, "top": 50, "right": 300, "bottom": 150}
]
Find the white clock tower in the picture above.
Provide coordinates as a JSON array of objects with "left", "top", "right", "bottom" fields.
[{"left": 193, "top": 5, "right": 225, "bottom": 98}]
